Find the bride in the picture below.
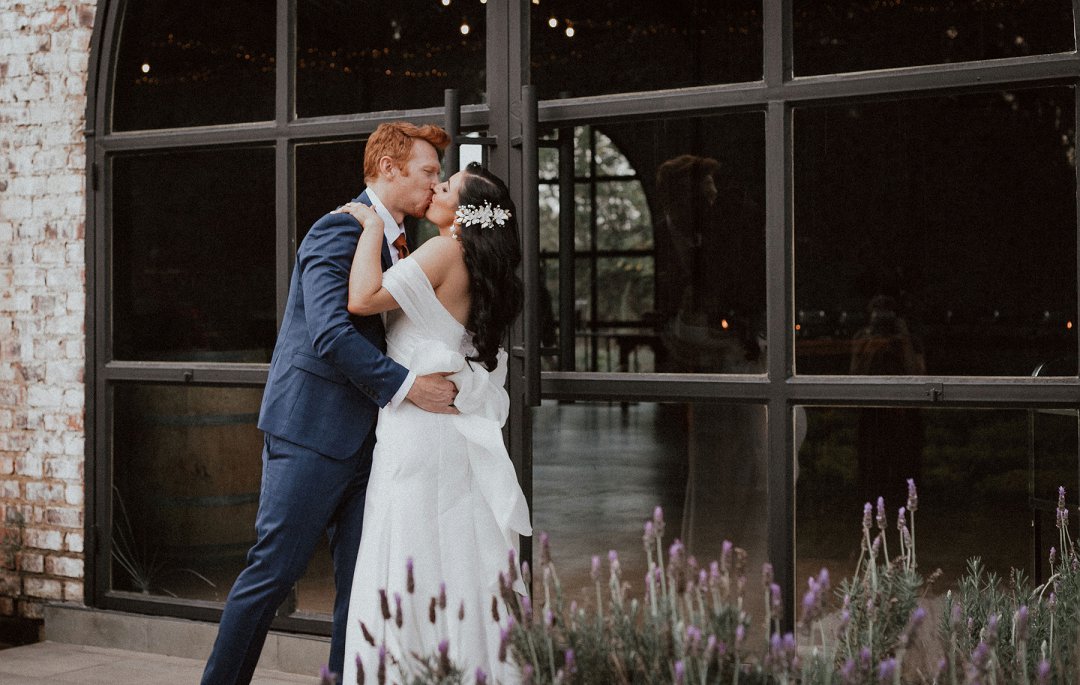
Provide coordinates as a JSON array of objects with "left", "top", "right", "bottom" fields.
[{"left": 336, "top": 163, "right": 531, "bottom": 684}]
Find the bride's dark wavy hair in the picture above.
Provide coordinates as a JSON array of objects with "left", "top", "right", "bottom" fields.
[{"left": 456, "top": 163, "right": 524, "bottom": 370}]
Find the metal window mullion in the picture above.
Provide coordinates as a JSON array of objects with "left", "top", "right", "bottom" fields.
[
  {"left": 535, "top": 53, "right": 1080, "bottom": 126},
  {"left": 103, "top": 361, "right": 269, "bottom": 385}
]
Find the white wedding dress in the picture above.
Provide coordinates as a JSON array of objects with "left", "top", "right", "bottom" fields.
[{"left": 343, "top": 257, "right": 531, "bottom": 685}]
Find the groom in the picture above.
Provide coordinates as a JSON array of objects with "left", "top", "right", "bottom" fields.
[{"left": 201, "top": 122, "right": 458, "bottom": 684}]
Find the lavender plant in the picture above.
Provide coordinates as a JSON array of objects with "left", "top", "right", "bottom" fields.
[{"left": 324, "top": 482, "right": 1080, "bottom": 684}]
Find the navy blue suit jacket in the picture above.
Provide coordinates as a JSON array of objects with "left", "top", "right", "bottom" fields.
[{"left": 257, "top": 191, "right": 409, "bottom": 459}]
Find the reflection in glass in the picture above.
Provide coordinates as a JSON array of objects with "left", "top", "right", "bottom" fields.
[
  {"left": 538, "top": 116, "right": 766, "bottom": 374},
  {"left": 796, "top": 407, "right": 1080, "bottom": 590},
  {"left": 297, "top": 0, "right": 485, "bottom": 118},
  {"left": 794, "top": 88, "right": 1077, "bottom": 376},
  {"left": 112, "top": 384, "right": 263, "bottom": 600},
  {"left": 112, "top": 0, "right": 275, "bottom": 130},
  {"left": 112, "top": 148, "right": 276, "bottom": 361},
  {"left": 793, "top": 0, "right": 1074, "bottom": 76},
  {"left": 533, "top": 401, "right": 768, "bottom": 621},
  {"left": 531, "top": 0, "right": 761, "bottom": 99}
]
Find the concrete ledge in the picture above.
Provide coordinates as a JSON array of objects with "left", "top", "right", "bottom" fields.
[{"left": 43, "top": 604, "right": 329, "bottom": 676}]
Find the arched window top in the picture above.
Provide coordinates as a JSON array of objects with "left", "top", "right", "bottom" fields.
[{"left": 111, "top": 0, "right": 275, "bottom": 131}]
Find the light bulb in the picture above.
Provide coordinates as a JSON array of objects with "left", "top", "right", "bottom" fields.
[
  {"left": 141, "top": 63, "right": 150, "bottom": 73},
  {"left": 460, "top": 21, "right": 470, "bottom": 35},
  {"left": 548, "top": 16, "right": 557, "bottom": 28}
]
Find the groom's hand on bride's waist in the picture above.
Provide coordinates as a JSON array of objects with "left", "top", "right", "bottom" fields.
[{"left": 406, "top": 372, "right": 460, "bottom": 414}]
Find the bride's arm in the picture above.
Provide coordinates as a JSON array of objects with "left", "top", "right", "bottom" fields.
[{"left": 336, "top": 202, "right": 400, "bottom": 316}]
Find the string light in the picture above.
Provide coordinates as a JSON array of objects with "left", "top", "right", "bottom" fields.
[
  {"left": 565, "top": 22, "right": 575, "bottom": 37},
  {"left": 460, "top": 20, "right": 470, "bottom": 35},
  {"left": 141, "top": 63, "right": 151, "bottom": 73},
  {"left": 441, "top": 0, "right": 450, "bottom": 5},
  {"left": 548, "top": 16, "right": 558, "bottom": 28}
]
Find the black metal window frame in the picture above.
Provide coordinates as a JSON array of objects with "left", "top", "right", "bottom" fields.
[{"left": 84, "top": 0, "right": 1080, "bottom": 632}]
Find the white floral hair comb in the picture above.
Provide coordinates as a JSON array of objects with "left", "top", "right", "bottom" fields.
[{"left": 454, "top": 200, "right": 511, "bottom": 230}]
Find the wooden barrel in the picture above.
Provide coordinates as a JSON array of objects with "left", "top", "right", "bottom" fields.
[{"left": 127, "top": 382, "right": 264, "bottom": 565}]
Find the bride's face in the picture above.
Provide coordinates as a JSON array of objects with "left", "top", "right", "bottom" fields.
[{"left": 426, "top": 170, "right": 466, "bottom": 229}]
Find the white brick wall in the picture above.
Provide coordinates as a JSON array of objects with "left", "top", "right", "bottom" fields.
[{"left": 0, "top": 1, "right": 94, "bottom": 624}]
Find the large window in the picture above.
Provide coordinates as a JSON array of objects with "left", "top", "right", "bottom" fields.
[{"left": 88, "top": 1, "right": 1079, "bottom": 636}]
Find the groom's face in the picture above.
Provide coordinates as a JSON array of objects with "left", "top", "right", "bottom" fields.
[{"left": 390, "top": 139, "right": 442, "bottom": 219}]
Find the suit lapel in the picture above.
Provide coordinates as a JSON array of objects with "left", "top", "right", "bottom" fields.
[{"left": 353, "top": 189, "right": 394, "bottom": 272}]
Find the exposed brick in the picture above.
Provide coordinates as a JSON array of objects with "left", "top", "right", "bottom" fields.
[
  {"left": 19, "top": 599, "right": 44, "bottom": 619},
  {"left": 44, "top": 506, "right": 80, "bottom": 528},
  {"left": 22, "top": 528, "right": 62, "bottom": 551},
  {"left": 62, "top": 580, "right": 82, "bottom": 602},
  {"left": 64, "top": 532, "right": 82, "bottom": 553},
  {"left": 44, "top": 555, "right": 82, "bottom": 578},
  {"left": 16, "top": 551, "right": 44, "bottom": 574},
  {"left": 22, "top": 577, "right": 62, "bottom": 600}
]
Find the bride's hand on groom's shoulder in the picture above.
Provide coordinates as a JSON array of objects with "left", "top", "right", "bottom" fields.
[{"left": 333, "top": 201, "right": 383, "bottom": 231}]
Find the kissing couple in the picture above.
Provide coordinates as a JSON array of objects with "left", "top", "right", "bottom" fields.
[{"left": 201, "top": 122, "right": 531, "bottom": 685}]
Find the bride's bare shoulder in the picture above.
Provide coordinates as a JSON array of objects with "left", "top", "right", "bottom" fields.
[{"left": 411, "top": 235, "right": 464, "bottom": 287}]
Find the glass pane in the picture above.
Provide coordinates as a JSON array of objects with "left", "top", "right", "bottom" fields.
[
  {"left": 533, "top": 400, "right": 768, "bottom": 628},
  {"left": 794, "top": 87, "right": 1077, "bottom": 376},
  {"left": 793, "top": 0, "right": 1075, "bottom": 76},
  {"left": 111, "top": 384, "right": 263, "bottom": 600},
  {"left": 540, "top": 116, "right": 766, "bottom": 374},
  {"left": 112, "top": 147, "right": 276, "bottom": 362},
  {"left": 295, "top": 140, "right": 367, "bottom": 246},
  {"left": 112, "top": 0, "right": 275, "bottom": 130},
  {"left": 596, "top": 182, "right": 653, "bottom": 251},
  {"left": 297, "top": 0, "right": 485, "bottom": 118},
  {"left": 795, "top": 407, "right": 1080, "bottom": 590},
  {"left": 531, "top": 1, "right": 762, "bottom": 99}
]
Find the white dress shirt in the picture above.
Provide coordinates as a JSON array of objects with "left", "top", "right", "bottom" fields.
[{"left": 365, "top": 187, "right": 415, "bottom": 407}]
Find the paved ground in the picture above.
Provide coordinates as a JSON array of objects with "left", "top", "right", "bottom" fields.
[{"left": 0, "top": 641, "right": 317, "bottom": 684}]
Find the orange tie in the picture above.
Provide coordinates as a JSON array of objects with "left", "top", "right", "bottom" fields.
[{"left": 392, "top": 233, "right": 409, "bottom": 261}]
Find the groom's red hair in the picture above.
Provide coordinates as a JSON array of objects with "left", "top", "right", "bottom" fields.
[{"left": 363, "top": 122, "right": 451, "bottom": 184}]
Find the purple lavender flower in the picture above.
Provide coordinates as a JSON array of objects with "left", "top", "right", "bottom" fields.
[
  {"left": 706, "top": 633, "right": 717, "bottom": 656},
  {"left": 521, "top": 560, "right": 531, "bottom": 587},
  {"left": 653, "top": 505, "right": 666, "bottom": 539},
  {"left": 564, "top": 648, "right": 576, "bottom": 674},
  {"left": 762, "top": 562, "right": 774, "bottom": 586},
  {"left": 709, "top": 560, "right": 720, "bottom": 587},
  {"left": 971, "top": 641, "right": 990, "bottom": 670},
  {"left": 643, "top": 520, "right": 655, "bottom": 548},
  {"left": 817, "top": 568, "right": 830, "bottom": 592},
  {"left": 1047, "top": 592, "right": 1057, "bottom": 614},
  {"left": 590, "top": 555, "right": 601, "bottom": 581},
  {"left": 355, "top": 654, "right": 365, "bottom": 685},
  {"left": 862, "top": 502, "right": 873, "bottom": 532},
  {"left": 475, "top": 668, "right": 488, "bottom": 685},
  {"left": 686, "top": 625, "right": 703, "bottom": 655},
  {"left": 437, "top": 639, "right": 451, "bottom": 677},
  {"left": 539, "top": 531, "right": 551, "bottom": 566},
  {"left": 907, "top": 479, "right": 918, "bottom": 512},
  {"left": 950, "top": 603, "right": 963, "bottom": 631},
  {"left": 458, "top": 599, "right": 465, "bottom": 622},
  {"left": 859, "top": 647, "right": 872, "bottom": 670},
  {"left": 840, "top": 659, "right": 856, "bottom": 684},
  {"left": 318, "top": 664, "right": 335, "bottom": 685},
  {"left": 1016, "top": 605, "right": 1030, "bottom": 643},
  {"left": 698, "top": 568, "right": 707, "bottom": 588},
  {"left": 405, "top": 557, "right": 414, "bottom": 594},
  {"left": 876, "top": 497, "right": 887, "bottom": 531},
  {"left": 838, "top": 609, "right": 851, "bottom": 633},
  {"left": 393, "top": 592, "right": 403, "bottom": 628},
  {"left": 877, "top": 658, "right": 897, "bottom": 683},
  {"left": 720, "top": 540, "right": 733, "bottom": 572},
  {"left": 1036, "top": 659, "right": 1051, "bottom": 685},
  {"left": 674, "top": 660, "right": 685, "bottom": 684},
  {"left": 507, "top": 548, "right": 519, "bottom": 584},
  {"left": 377, "top": 644, "right": 386, "bottom": 685},
  {"left": 520, "top": 594, "right": 533, "bottom": 622},
  {"left": 521, "top": 664, "right": 533, "bottom": 685},
  {"left": 985, "top": 613, "right": 999, "bottom": 645},
  {"left": 428, "top": 597, "right": 437, "bottom": 624},
  {"left": 735, "top": 624, "right": 745, "bottom": 648},
  {"left": 498, "top": 627, "right": 509, "bottom": 662},
  {"left": 438, "top": 581, "right": 447, "bottom": 610},
  {"left": 378, "top": 589, "right": 391, "bottom": 620},
  {"left": 770, "top": 582, "right": 783, "bottom": 616},
  {"left": 897, "top": 506, "right": 906, "bottom": 531},
  {"left": 544, "top": 608, "right": 554, "bottom": 628},
  {"left": 608, "top": 549, "right": 621, "bottom": 576}
]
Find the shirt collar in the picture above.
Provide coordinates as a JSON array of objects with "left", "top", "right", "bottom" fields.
[{"left": 364, "top": 187, "right": 406, "bottom": 245}]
